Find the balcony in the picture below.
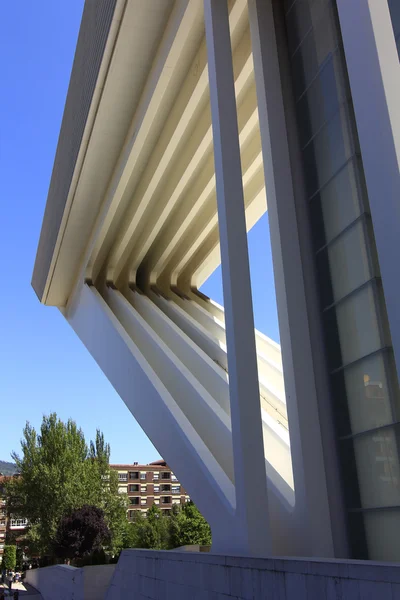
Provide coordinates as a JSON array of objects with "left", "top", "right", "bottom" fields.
[{"left": 10, "top": 518, "right": 28, "bottom": 529}]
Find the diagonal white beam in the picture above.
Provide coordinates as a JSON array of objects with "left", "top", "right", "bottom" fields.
[{"left": 204, "top": 0, "right": 270, "bottom": 556}]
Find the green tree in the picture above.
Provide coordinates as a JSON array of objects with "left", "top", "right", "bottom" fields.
[
  {"left": 168, "top": 502, "right": 211, "bottom": 548},
  {"left": 6, "top": 414, "right": 126, "bottom": 556},
  {"left": 15, "top": 546, "right": 24, "bottom": 570},
  {"left": 87, "top": 430, "right": 128, "bottom": 554},
  {"left": 125, "top": 502, "right": 212, "bottom": 551},
  {"left": 2, "top": 545, "right": 16, "bottom": 570},
  {"left": 53, "top": 505, "right": 111, "bottom": 563}
]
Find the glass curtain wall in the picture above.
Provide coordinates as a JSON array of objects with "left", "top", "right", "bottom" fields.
[
  {"left": 388, "top": 0, "right": 400, "bottom": 59},
  {"left": 281, "top": 0, "right": 400, "bottom": 560}
]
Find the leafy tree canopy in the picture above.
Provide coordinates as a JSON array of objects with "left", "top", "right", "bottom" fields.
[
  {"left": 53, "top": 505, "right": 110, "bottom": 561},
  {"left": 2, "top": 545, "right": 16, "bottom": 570},
  {"left": 121, "top": 501, "right": 212, "bottom": 552},
  {"left": 6, "top": 414, "right": 127, "bottom": 556}
]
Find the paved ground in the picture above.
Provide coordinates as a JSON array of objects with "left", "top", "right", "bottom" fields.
[{"left": 0, "top": 581, "right": 42, "bottom": 598}]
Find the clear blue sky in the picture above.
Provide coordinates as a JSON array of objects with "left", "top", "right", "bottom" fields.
[{"left": 0, "top": 2, "right": 279, "bottom": 466}]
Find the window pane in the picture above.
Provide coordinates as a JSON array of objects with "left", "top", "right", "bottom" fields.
[
  {"left": 286, "top": 0, "right": 335, "bottom": 58},
  {"left": 302, "top": 104, "right": 355, "bottom": 198},
  {"left": 333, "top": 282, "right": 383, "bottom": 367},
  {"left": 316, "top": 218, "right": 373, "bottom": 307},
  {"left": 335, "top": 351, "right": 400, "bottom": 435},
  {"left": 351, "top": 425, "right": 400, "bottom": 508},
  {"left": 310, "top": 157, "right": 365, "bottom": 249},
  {"left": 297, "top": 50, "right": 348, "bottom": 147},
  {"left": 363, "top": 509, "right": 400, "bottom": 561},
  {"left": 290, "top": 1, "right": 339, "bottom": 98},
  {"left": 388, "top": 0, "right": 400, "bottom": 60}
]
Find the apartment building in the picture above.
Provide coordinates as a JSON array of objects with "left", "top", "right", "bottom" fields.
[
  {"left": 0, "top": 474, "right": 28, "bottom": 563},
  {"left": 110, "top": 461, "right": 190, "bottom": 519},
  {"left": 0, "top": 476, "right": 7, "bottom": 562}
]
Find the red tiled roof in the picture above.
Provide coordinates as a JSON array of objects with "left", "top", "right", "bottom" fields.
[{"left": 110, "top": 462, "right": 169, "bottom": 469}]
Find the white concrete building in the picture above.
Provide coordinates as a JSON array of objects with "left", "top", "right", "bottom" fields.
[{"left": 33, "top": 0, "right": 400, "bottom": 563}]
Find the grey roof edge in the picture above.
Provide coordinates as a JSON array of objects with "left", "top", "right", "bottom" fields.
[{"left": 31, "top": 0, "right": 118, "bottom": 303}]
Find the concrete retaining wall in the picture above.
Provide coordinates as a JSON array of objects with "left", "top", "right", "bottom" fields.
[
  {"left": 83, "top": 564, "right": 115, "bottom": 600},
  {"left": 25, "top": 564, "right": 84, "bottom": 600},
  {"left": 25, "top": 563, "right": 115, "bottom": 600},
  {"left": 106, "top": 549, "right": 400, "bottom": 599}
]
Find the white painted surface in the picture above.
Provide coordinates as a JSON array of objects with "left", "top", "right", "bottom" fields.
[
  {"left": 204, "top": 0, "right": 270, "bottom": 556},
  {"left": 248, "top": 0, "right": 338, "bottom": 558},
  {"left": 25, "top": 565, "right": 84, "bottom": 600},
  {"left": 83, "top": 565, "right": 116, "bottom": 600},
  {"left": 24, "top": 564, "right": 115, "bottom": 600},
  {"left": 105, "top": 549, "right": 400, "bottom": 600}
]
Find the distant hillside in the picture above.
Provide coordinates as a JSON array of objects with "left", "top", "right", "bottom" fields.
[{"left": 0, "top": 460, "right": 17, "bottom": 476}]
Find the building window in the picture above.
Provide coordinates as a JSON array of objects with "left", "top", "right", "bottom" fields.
[
  {"left": 161, "top": 496, "right": 171, "bottom": 504},
  {"left": 118, "top": 473, "right": 128, "bottom": 482},
  {"left": 129, "top": 484, "right": 139, "bottom": 493},
  {"left": 160, "top": 484, "right": 171, "bottom": 492},
  {"left": 171, "top": 474, "right": 177, "bottom": 481},
  {"left": 154, "top": 499, "right": 160, "bottom": 505},
  {"left": 161, "top": 472, "right": 171, "bottom": 480},
  {"left": 10, "top": 518, "right": 28, "bottom": 528},
  {"left": 141, "top": 485, "right": 147, "bottom": 493},
  {"left": 129, "top": 497, "right": 140, "bottom": 506},
  {"left": 153, "top": 472, "right": 159, "bottom": 481},
  {"left": 140, "top": 472, "right": 146, "bottom": 480},
  {"left": 141, "top": 499, "right": 146, "bottom": 505},
  {"left": 154, "top": 485, "right": 160, "bottom": 493},
  {"left": 129, "top": 471, "right": 139, "bottom": 480},
  {"left": 0, "top": 520, "right": 5, "bottom": 526},
  {"left": 172, "top": 485, "right": 181, "bottom": 494}
]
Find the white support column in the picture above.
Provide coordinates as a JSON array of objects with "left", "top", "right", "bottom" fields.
[
  {"left": 248, "top": 0, "right": 338, "bottom": 557},
  {"left": 204, "top": 0, "right": 271, "bottom": 556},
  {"left": 65, "top": 284, "right": 241, "bottom": 552},
  {"left": 336, "top": 0, "right": 400, "bottom": 377}
]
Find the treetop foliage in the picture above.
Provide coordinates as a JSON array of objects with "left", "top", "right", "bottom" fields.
[
  {"left": 7, "top": 413, "right": 127, "bottom": 556},
  {"left": 5, "top": 413, "right": 212, "bottom": 562},
  {"left": 53, "top": 505, "right": 111, "bottom": 562}
]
